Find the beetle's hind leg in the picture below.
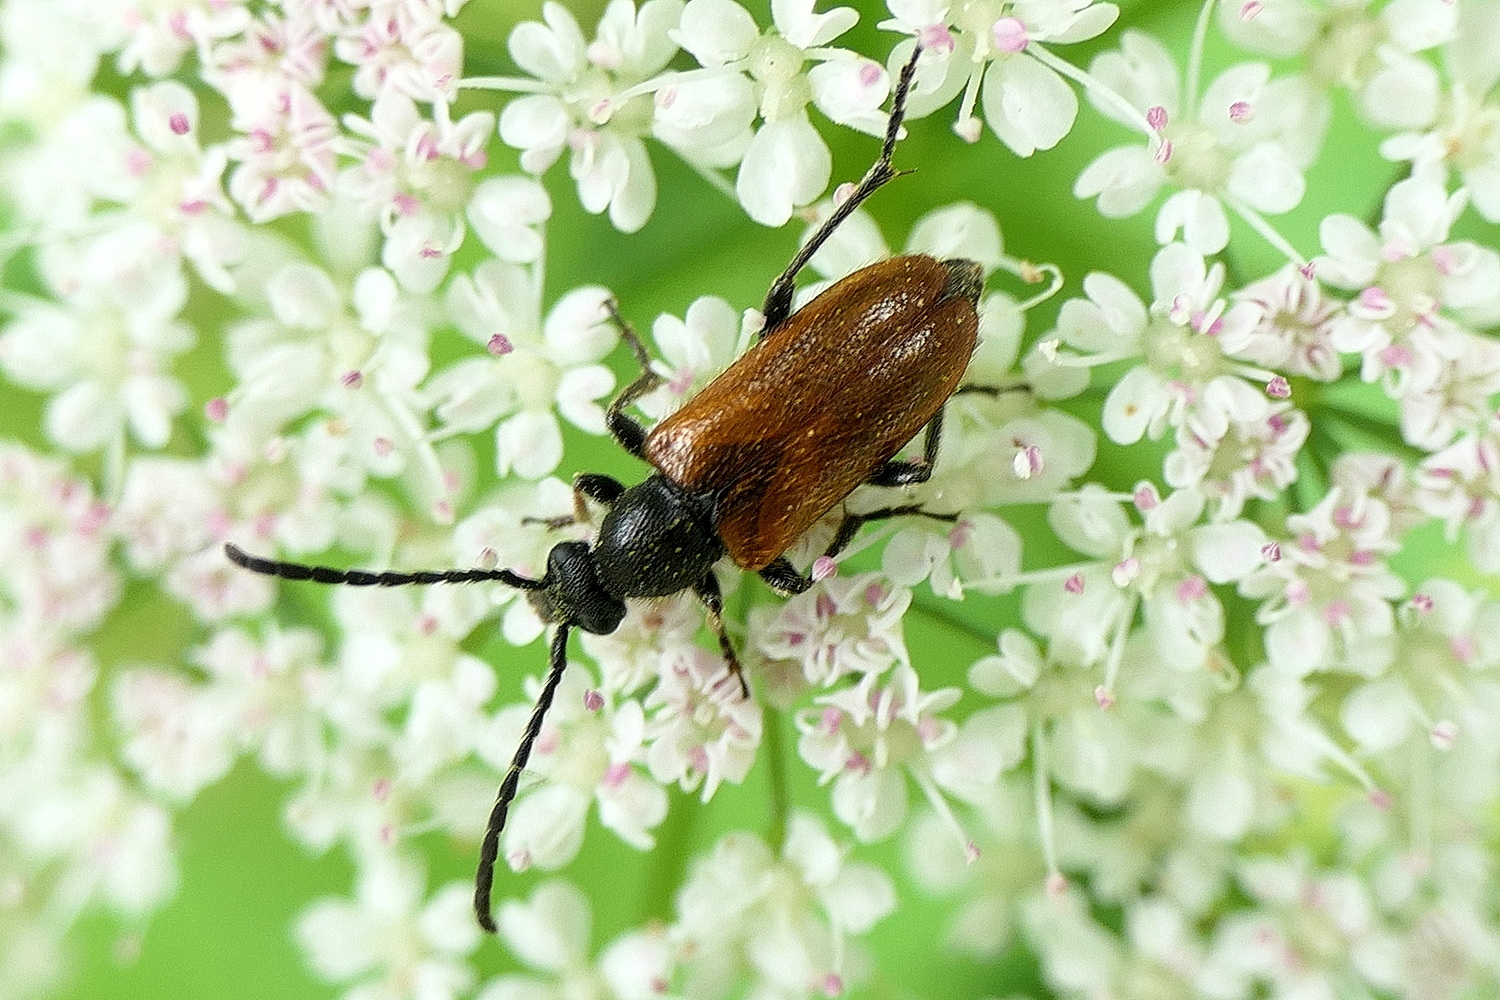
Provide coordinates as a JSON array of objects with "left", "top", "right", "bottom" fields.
[
  {"left": 601, "top": 299, "right": 665, "bottom": 459},
  {"left": 759, "top": 46, "right": 925, "bottom": 338},
  {"left": 693, "top": 572, "right": 751, "bottom": 699}
]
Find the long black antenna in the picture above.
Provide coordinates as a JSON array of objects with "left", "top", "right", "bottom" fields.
[
  {"left": 759, "top": 44, "right": 924, "bottom": 333},
  {"left": 474, "top": 622, "right": 571, "bottom": 932},
  {"left": 223, "top": 542, "right": 543, "bottom": 590}
]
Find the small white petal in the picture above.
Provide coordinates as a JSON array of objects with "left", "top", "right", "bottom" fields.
[
  {"left": 48, "top": 380, "right": 122, "bottom": 451},
  {"left": 1101, "top": 366, "right": 1166, "bottom": 444},
  {"left": 1358, "top": 48, "right": 1440, "bottom": 130},
  {"left": 497, "top": 411, "right": 565, "bottom": 479},
  {"left": 907, "top": 202, "right": 1003, "bottom": 271},
  {"left": 608, "top": 137, "right": 657, "bottom": 233},
  {"left": 981, "top": 55, "right": 1078, "bottom": 157},
  {"left": 504, "top": 783, "right": 590, "bottom": 870},
  {"left": 674, "top": 0, "right": 759, "bottom": 67},
  {"left": 498, "top": 880, "right": 592, "bottom": 972},
  {"left": 1155, "top": 189, "right": 1230, "bottom": 254},
  {"left": 1317, "top": 214, "right": 1380, "bottom": 287},
  {"left": 544, "top": 285, "right": 615, "bottom": 364},
  {"left": 510, "top": 4, "right": 588, "bottom": 83},
  {"left": 1074, "top": 144, "right": 1165, "bottom": 218},
  {"left": 735, "top": 114, "right": 831, "bottom": 226},
  {"left": 555, "top": 365, "right": 615, "bottom": 433},
  {"left": 499, "top": 95, "right": 570, "bottom": 173},
  {"left": 772, "top": 0, "right": 858, "bottom": 48},
  {"left": 808, "top": 57, "right": 889, "bottom": 135},
  {"left": 1227, "top": 142, "right": 1306, "bottom": 214},
  {"left": 468, "top": 176, "right": 552, "bottom": 262},
  {"left": 268, "top": 263, "right": 340, "bottom": 329}
]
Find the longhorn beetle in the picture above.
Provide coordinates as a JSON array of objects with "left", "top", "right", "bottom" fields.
[{"left": 226, "top": 44, "right": 986, "bottom": 933}]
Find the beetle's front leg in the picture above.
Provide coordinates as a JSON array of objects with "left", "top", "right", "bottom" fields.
[
  {"left": 602, "top": 299, "right": 664, "bottom": 459},
  {"left": 693, "top": 571, "right": 750, "bottom": 699},
  {"left": 522, "top": 472, "right": 627, "bottom": 529}
]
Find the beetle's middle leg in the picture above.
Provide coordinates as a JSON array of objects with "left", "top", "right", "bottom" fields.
[
  {"left": 693, "top": 571, "right": 750, "bottom": 699},
  {"left": 601, "top": 299, "right": 664, "bottom": 459},
  {"left": 758, "top": 46, "right": 924, "bottom": 338}
]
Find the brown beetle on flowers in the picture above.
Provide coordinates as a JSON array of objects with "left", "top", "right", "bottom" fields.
[{"left": 225, "top": 44, "right": 987, "bottom": 933}]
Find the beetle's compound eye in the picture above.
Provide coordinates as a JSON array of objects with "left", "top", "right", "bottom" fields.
[{"left": 529, "top": 541, "right": 627, "bottom": 635}]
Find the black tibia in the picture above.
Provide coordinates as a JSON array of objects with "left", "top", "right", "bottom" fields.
[
  {"left": 759, "top": 556, "right": 813, "bottom": 597},
  {"left": 756, "top": 506, "right": 959, "bottom": 594},
  {"left": 693, "top": 571, "right": 750, "bottom": 699},
  {"left": 868, "top": 410, "right": 943, "bottom": 487},
  {"left": 603, "top": 299, "right": 664, "bottom": 459}
]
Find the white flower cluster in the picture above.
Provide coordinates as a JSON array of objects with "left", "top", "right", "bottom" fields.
[{"left": 2, "top": 0, "right": 1500, "bottom": 999}]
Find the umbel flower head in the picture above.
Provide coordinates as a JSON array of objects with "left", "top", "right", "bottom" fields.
[{"left": 2, "top": 1, "right": 1500, "bottom": 1000}]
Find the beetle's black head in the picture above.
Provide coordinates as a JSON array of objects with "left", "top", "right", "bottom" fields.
[
  {"left": 527, "top": 540, "right": 628, "bottom": 635},
  {"left": 591, "top": 475, "right": 724, "bottom": 600}
]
